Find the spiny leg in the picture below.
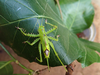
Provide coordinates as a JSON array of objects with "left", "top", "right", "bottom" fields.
[
  {"left": 36, "top": 42, "right": 43, "bottom": 62},
  {"left": 15, "top": 27, "right": 40, "bottom": 37},
  {"left": 45, "top": 19, "right": 57, "bottom": 28},
  {"left": 48, "top": 40, "right": 68, "bottom": 72},
  {"left": 24, "top": 38, "right": 43, "bottom": 62},
  {"left": 24, "top": 38, "right": 40, "bottom": 46},
  {"left": 47, "top": 35, "right": 60, "bottom": 41},
  {"left": 45, "top": 21, "right": 57, "bottom": 35}
]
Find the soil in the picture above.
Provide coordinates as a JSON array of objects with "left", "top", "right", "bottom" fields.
[{"left": 0, "top": 1, "right": 100, "bottom": 75}]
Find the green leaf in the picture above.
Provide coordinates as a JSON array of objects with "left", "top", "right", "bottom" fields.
[
  {"left": 0, "top": 0, "right": 94, "bottom": 68},
  {"left": 80, "top": 39, "right": 100, "bottom": 52},
  {"left": 77, "top": 39, "right": 100, "bottom": 67},
  {"left": 0, "top": 61, "right": 13, "bottom": 75},
  {"left": 58, "top": 0, "right": 94, "bottom": 33}
]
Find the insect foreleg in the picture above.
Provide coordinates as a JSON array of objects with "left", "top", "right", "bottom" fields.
[
  {"left": 47, "top": 35, "right": 60, "bottom": 41},
  {"left": 46, "top": 27, "right": 57, "bottom": 35},
  {"left": 48, "top": 40, "right": 68, "bottom": 72},
  {"left": 36, "top": 42, "right": 43, "bottom": 62},
  {"left": 45, "top": 21, "right": 57, "bottom": 28},
  {"left": 45, "top": 22, "right": 57, "bottom": 35},
  {"left": 16, "top": 27, "right": 40, "bottom": 37},
  {"left": 24, "top": 38, "right": 40, "bottom": 46}
]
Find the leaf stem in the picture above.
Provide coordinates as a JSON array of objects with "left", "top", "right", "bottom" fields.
[
  {"left": 15, "top": 60, "right": 34, "bottom": 74},
  {"left": 0, "top": 42, "right": 35, "bottom": 75},
  {"left": 0, "top": 42, "right": 15, "bottom": 60}
]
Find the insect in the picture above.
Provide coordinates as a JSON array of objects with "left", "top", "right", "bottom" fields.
[{"left": 15, "top": 20, "right": 67, "bottom": 72}]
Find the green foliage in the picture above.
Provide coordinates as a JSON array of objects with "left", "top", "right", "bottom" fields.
[
  {"left": 0, "top": 0, "right": 100, "bottom": 72},
  {"left": 78, "top": 39, "right": 100, "bottom": 67},
  {"left": 0, "top": 61, "right": 13, "bottom": 75},
  {"left": 58, "top": 0, "right": 94, "bottom": 33}
]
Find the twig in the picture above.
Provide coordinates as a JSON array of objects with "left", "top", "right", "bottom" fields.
[
  {"left": 65, "top": 63, "right": 75, "bottom": 75},
  {"left": 56, "top": 0, "right": 63, "bottom": 20}
]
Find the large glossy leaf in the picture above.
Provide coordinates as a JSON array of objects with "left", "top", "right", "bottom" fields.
[
  {"left": 0, "top": 0, "right": 97, "bottom": 68},
  {"left": 0, "top": 0, "right": 84, "bottom": 66},
  {"left": 58, "top": 0, "right": 94, "bottom": 33},
  {"left": 0, "top": 61, "right": 13, "bottom": 75}
]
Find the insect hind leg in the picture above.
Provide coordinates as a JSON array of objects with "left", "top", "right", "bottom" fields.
[{"left": 48, "top": 40, "right": 68, "bottom": 72}]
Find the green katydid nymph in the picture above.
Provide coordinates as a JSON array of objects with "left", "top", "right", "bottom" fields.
[{"left": 15, "top": 20, "right": 67, "bottom": 72}]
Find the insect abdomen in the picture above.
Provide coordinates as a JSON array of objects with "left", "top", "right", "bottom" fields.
[{"left": 41, "top": 35, "right": 50, "bottom": 59}]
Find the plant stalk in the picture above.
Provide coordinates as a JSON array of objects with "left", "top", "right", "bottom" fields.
[
  {"left": 0, "top": 42, "right": 35, "bottom": 75},
  {"left": 15, "top": 60, "right": 34, "bottom": 74},
  {"left": 0, "top": 42, "right": 15, "bottom": 60},
  {"left": 56, "top": 0, "right": 63, "bottom": 20}
]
